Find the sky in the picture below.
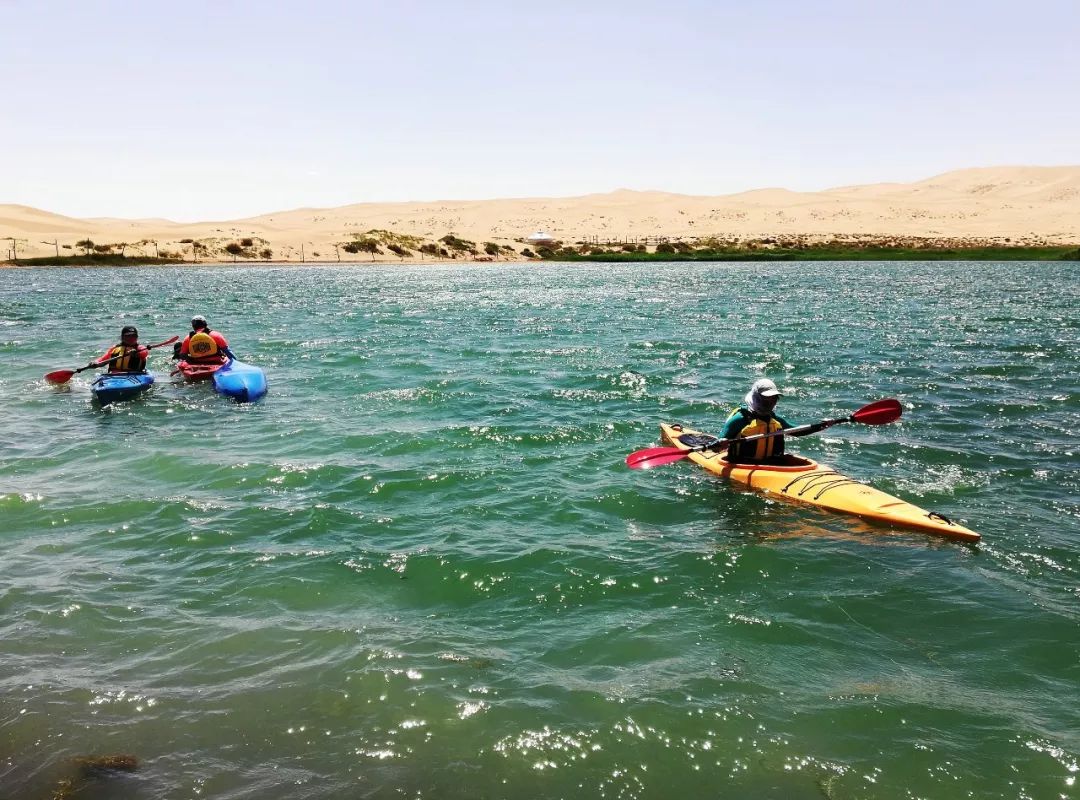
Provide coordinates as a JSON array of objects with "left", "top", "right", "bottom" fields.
[{"left": 3, "top": 0, "right": 1079, "bottom": 220}]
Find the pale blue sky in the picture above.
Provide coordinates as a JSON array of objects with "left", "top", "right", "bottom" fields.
[{"left": 3, "top": 0, "right": 1078, "bottom": 220}]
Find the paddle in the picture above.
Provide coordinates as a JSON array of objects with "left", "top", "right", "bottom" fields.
[
  {"left": 625, "top": 398, "right": 903, "bottom": 470},
  {"left": 45, "top": 336, "right": 180, "bottom": 385}
]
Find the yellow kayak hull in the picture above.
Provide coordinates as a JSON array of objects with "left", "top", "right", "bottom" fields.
[{"left": 660, "top": 423, "right": 980, "bottom": 543}]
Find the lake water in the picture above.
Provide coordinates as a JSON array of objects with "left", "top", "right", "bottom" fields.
[{"left": 1, "top": 261, "right": 1078, "bottom": 799}]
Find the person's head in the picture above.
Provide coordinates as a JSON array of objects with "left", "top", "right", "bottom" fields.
[
  {"left": 746, "top": 378, "right": 782, "bottom": 414},
  {"left": 120, "top": 325, "right": 139, "bottom": 344},
  {"left": 191, "top": 315, "right": 208, "bottom": 331}
]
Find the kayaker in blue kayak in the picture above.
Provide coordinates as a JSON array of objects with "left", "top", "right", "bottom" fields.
[
  {"left": 175, "top": 315, "right": 235, "bottom": 364},
  {"left": 88, "top": 326, "right": 149, "bottom": 373},
  {"left": 720, "top": 378, "right": 795, "bottom": 462}
]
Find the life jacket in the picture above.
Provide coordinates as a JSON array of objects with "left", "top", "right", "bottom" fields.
[
  {"left": 107, "top": 344, "right": 147, "bottom": 373},
  {"left": 186, "top": 330, "right": 222, "bottom": 363},
  {"left": 726, "top": 408, "right": 785, "bottom": 461}
]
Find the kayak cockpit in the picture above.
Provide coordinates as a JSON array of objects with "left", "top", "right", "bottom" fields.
[{"left": 716, "top": 453, "right": 818, "bottom": 471}]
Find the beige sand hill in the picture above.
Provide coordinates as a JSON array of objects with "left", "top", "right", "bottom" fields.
[{"left": 3, "top": 166, "right": 1079, "bottom": 263}]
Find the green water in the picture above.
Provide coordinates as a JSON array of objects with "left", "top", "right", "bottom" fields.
[{"left": 1, "top": 262, "right": 1078, "bottom": 800}]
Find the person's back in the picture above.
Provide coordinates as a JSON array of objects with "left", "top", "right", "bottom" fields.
[
  {"left": 177, "top": 315, "right": 232, "bottom": 364},
  {"left": 720, "top": 378, "right": 793, "bottom": 463}
]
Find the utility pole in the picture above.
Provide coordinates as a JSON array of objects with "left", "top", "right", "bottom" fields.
[
  {"left": 6, "top": 238, "right": 28, "bottom": 261},
  {"left": 301, "top": 243, "right": 305, "bottom": 263},
  {"left": 41, "top": 240, "right": 59, "bottom": 257},
  {"left": 334, "top": 244, "right": 340, "bottom": 262}
]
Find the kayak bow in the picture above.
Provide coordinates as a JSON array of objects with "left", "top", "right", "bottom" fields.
[{"left": 211, "top": 358, "right": 268, "bottom": 403}]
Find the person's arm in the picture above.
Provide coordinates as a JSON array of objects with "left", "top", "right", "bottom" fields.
[
  {"left": 88, "top": 347, "right": 114, "bottom": 367},
  {"left": 775, "top": 414, "right": 794, "bottom": 430},
  {"left": 785, "top": 415, "right": 832, "bottom": 437},
  {"left": 214, "top": 332, "right": 236, "bottom": 359},
  {"left": 719, "top": 411, "right": 746, "bottom": 440}
]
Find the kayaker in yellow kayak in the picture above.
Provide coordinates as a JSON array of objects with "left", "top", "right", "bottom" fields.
[{"left": 719, "top": 378, "right": 795, "bottom": 463}]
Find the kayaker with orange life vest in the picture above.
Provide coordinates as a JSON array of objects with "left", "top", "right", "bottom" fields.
[
  {"left": 719, "top": 378, "right": 795, "bottom": 463},
  {"left": 89, "top": 326, "right": 149, "bottom": 373},
  {"left": 175, "top": 315, "right": 235, "bottom": 364}
]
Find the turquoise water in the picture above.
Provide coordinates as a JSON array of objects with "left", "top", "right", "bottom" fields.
[{"left": 1, "top": 261, "right": 1078, "bottom": 799}]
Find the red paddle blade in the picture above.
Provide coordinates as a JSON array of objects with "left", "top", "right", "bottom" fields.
[
  {"left": 625, "top": 447, "right": 692, "bottom": 470},
  {"left": 851, "top": 398, "right": 903, "bottom": 425},
  {"left": 45, "top": 369, "right": 76, "bottom": 385}
]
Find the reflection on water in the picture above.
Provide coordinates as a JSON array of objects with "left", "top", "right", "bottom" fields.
[{"left": 0, "top": 261, "right": 1077, "bottom": 799}]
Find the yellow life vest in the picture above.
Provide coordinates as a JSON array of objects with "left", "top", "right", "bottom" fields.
[
  {"left": 729, "top": 410, "right": 785, "bottom": 461},
  {"left": 188, "top": 331, "right": 220, "bottom": 361},
  {"left": 107, "top": 344, "right": 146, "bottom": 373}
]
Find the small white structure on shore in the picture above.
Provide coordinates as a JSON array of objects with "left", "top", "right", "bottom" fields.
[{"left": 526, "top": 231, "right": 556, "bottom": 246}]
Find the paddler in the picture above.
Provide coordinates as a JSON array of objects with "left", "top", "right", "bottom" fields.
[
  {"left": 88, "top": 325, "right": 149, "bottom": 373},
  {"left": 175, "top": 315, "right": 235, "bottom": 364},
  {"left": 719, "top": 378, "right": 794, "bottom": 463}
]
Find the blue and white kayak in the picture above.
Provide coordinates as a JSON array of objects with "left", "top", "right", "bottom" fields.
[
  {"left": 212, "top": 358, "right": 268, "bottom": 403},
  {"left": 90, "top": 372, "right": 155, "bottom": 405}
]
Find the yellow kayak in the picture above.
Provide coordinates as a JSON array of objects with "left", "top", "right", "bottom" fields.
[{"left": 660, "top": 423, "right": 980, "bottom": 542}]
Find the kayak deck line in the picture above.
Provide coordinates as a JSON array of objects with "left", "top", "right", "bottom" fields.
[
  {"left": 659, "top": 422, "right": 980, "bottom": 542},
  {"left": 779, "top": 471, "right": 864, "bottom": 500}
]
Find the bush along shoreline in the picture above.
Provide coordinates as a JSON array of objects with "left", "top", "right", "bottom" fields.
[{"left": 536, "top": 241, "right": 1080, "bottom": 262}]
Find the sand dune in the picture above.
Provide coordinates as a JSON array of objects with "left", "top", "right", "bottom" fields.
[{"left": 3, "top": 166, "right": 1079, "bottom": 263}]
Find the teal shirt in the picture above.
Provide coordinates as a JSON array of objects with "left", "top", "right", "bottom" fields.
[{"left": 720, "top": 407, "right": 794, "bottom": 460}]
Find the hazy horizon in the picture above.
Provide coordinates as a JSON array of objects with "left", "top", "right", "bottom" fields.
[{"left": 4, "top": 0, "right": 1079, "bottom": 221}]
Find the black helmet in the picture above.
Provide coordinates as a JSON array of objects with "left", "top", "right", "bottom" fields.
[
  {"left": 191, "top": 315, "right": 208, "bottom": 330},
  {"left": 121, "top": 325, "right": 138, "bottom": 338}
]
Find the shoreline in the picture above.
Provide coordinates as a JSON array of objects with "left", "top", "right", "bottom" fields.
[{"left": 5, "top": 244, "right": 1079, "bottom": 269}]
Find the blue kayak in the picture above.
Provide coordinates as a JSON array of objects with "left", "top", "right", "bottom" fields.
[
  {"left": 211, "top": 358, "right": 268, "bottom": 403},
  {"left": 91, "top": 372, "right": 154, "bottom": 405}
]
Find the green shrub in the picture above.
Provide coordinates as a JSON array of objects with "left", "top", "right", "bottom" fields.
[
  {"left": 656, "top": 242, "right": 676, "bottom": 254},
  {"left": 240, "top": 238, "right": 254, "bottom": 247},
  {"left": 353, "top": 238, "right": 382, "bottom": 259},
  {"left": 439, "top": 234, "right": 477, "bottom": 253}
]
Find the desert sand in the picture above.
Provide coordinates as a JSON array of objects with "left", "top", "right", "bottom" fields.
[{"left": 3, "top": 166, "right": 1079, "bottom": 263}]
